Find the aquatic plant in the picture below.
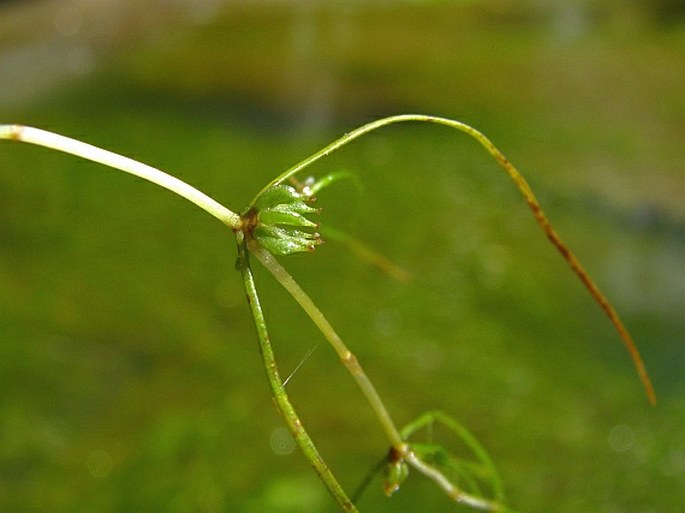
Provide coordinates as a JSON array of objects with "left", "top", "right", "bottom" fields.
[{"left": 0, "top": 115, "right": 655, "bottom": 512}]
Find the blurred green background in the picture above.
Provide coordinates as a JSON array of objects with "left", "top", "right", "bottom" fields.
[{"left": 1, "top": 0, "right": 684, "bottom": 512}]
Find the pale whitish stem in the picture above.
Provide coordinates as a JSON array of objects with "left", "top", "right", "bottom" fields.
[
  {"left": 0, "top": 124, "right": 241, "bottom": 229},
  {"left": 247, "top": 237, "right": 405, "bottom": 450},
  {"left": 404, "top": 450, "right": 502, "bottom": 512},
  {"left": 400, "top": 410, "right": 510, "bottom": 510}
]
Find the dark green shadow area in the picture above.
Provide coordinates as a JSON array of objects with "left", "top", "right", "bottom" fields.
[{"left": 1, "top": 2, "right": 684, "bottom": 512}]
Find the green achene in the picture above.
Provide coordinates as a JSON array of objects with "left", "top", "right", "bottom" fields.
[{"left": 245, "top": 184, "right": 322, "bottom": 255}]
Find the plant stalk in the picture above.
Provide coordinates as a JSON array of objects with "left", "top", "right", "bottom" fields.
[
  {"left": 0, "top": 124, "right": 241, "bottom": 228},
  {"left": 251, "top": 114, "right": 655, "bottom": 406},
  {"left": 236, "top": 231, "right": 358, "bottom": 513},
  {"left": 247, "top": 238, "right": 405, "bottom": 450}
]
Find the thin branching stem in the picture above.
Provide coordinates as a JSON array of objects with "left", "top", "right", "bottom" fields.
[
  {"left": 236, "top": 231, "right": 358, "bottom": 513},
  {"left": 251, "top": 114, "right": 656, "bottom": 406},
  {"left": 248, "top": 229, "right": 514, "bottom": 511},
  {"left": 0, "top": 124, "right": 241, "bottom": 228},
  {"left": 2, "top": 116, "right": 655, "bottom": 512},
  {"left": 247, "top": 237, "right": 405, "bottom": 450}
]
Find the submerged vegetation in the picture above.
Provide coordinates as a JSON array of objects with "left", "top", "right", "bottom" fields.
[
  {"left": 1, "top": 2, "right": 683, "bottom": 512},
  {"left": 1, "top": 114, "right": 656, "bottom": 511}
]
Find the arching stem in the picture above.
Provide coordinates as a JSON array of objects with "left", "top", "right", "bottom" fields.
[
  {"left": 404, "top": 450, "right": 504, "bottom": 512},
  {"left": 252, "top": 114, "right": 656, "bottom": 406},
  {"left": 401, "top": 410, "right": 511, "bottom": 511}
]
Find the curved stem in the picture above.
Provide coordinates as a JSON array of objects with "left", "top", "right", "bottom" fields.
[
  {"left": 0, "top": 124, "right": 241, "bottom": 228},
  {"left": 236, "top": 231, "right": 358, "bottom": 513},
  {"left": 401, "top": 410, "right": 506, "bottom": 505},
  {"left": 252, "top": 114, "right": 655, "bottom": 406},
  {"left": 404, "top": 450, "right": 503, "bottom": 512},
  {"left": 247, "top": 238, "right": 405, "bottom": 450}
]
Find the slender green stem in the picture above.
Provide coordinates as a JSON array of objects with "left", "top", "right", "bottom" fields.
[
  {"left": 247, "top": 238, "right": 405, "bottom": 450},
  {"left": 250, "top": 114, "right": 655, "bottom": 406},
  {"left": 236, "top": 231, "right": 358, "bottom": 513},
  {"left": 247, "top": 238, "right": 506, "bottom": 510},
  {"left": 0, "top": 124, "right": 241, "bottom": 228}
]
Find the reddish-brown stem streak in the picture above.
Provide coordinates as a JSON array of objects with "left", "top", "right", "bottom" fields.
[{"left": 495, "top": 149, "right": 656, "bottom": 406}]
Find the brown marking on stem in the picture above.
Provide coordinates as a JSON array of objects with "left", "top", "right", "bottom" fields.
[
  {"left": 239, "top": 207, "right": 259, "bottom": 237},
  {"left": 387, "top": 445, "right": 404, "bottom": 465},
  {"left": 6, "top": 125, "right": 23, "bottom": 141},
  {"left": 477, "top": 134, "right": 656, "bottom": 404},
  {"left": 500, "top": 157, "right": 657, "bottom": 405},
  {"left": 341, "top": 351, "right": 364, "bottom": 377}
]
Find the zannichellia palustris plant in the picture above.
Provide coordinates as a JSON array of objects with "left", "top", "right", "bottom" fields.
[{"left": 1, "top": 115, "right": 655, "bottom": 512}]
